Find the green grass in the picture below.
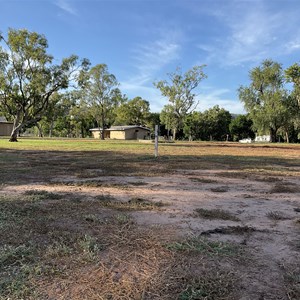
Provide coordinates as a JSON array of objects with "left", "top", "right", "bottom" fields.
[
  {"left": 178, "top": 272, "right": 236, "bottom": 300},
  {"left": 167, "top": 238, "right": 241, "bottom": 257}
]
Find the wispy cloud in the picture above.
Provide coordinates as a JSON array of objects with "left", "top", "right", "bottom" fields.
[
  {"left": 195, "top": 0, "right": 300, "bottom": 67},
  {"left": 197, "top": 89, "right": 245, "bottom": 114},
  {"left": 55, "top": 0, "right": 78, "bottom": 16},
  {"left": 121, "top": 28, "right": 182, "bottom": 109},
  {"left": 130, "top": 32, "right": 181, "bottom": 84}
]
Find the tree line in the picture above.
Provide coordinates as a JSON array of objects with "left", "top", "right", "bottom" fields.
[{"left": 0, "top": 29, "right": 299, "bottom": 142}]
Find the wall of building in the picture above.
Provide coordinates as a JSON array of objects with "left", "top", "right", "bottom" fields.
[
  {"left": 91, "top": 131, "right": 100, "bottom": 139},
  {"left": 0, "top": 123, "right": 13, "bottom": 136},
  {"left": 124, "top": 128, "right": 150, "bottom": 140},
  {"left": 110, "top": 131, "right": 126, "bottom": 139}
]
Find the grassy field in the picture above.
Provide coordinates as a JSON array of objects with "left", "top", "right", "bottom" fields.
[{"left": 0, "top": 138, "right": 300, "bottom": 299}]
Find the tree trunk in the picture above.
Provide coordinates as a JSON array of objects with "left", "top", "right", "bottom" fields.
[
  {"left": 9, "top": 116, "right": 22, "bottom": 142},
  {"left": 285, "top": 131, "right": 289, "bottom": 143},
  {"left": 49, "top": 120, "right": 54, "bottom": 138},
  {"left": 36, "top": 123, "right": 44, "bottom": 137},
  {"left": 270, "top": 128, "right": 276, "bottom": 143},
  {"left": 101, "top": 109, "right": 105, "bottom": 140},
  {"left": 9, "top": 127, "right": 20, "bottom": 142},
  {"left": 173, "top": 127, "right": 177, "bottom": 141}
]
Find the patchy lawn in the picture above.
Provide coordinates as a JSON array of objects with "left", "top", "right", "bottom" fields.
[{"left": 0, "top": 139, "right": 300, "bottom": 299}]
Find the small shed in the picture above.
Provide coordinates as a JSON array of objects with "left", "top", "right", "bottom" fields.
[
  {"left": 90, "top": 125, "right": 151, "bottom": 140},
  {"left": 0, "top": 117, "right": 13, "bottom": 136}
]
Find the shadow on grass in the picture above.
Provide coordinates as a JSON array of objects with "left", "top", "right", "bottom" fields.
[{"left": 0, "top": 147, "right": 299, "bottom": 185}]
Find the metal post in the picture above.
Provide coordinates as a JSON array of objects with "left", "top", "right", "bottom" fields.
[{"left": 154, "top": 125, "right": 158, "bottom": 158}]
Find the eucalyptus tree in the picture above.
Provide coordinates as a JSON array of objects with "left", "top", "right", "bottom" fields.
[
  {"left": 238, "top": 60, "right": 289, "bottom": 142},
  {"left": 154, "top": 65, "right": 207, "bottom": 140},
  {"left": 0, "top": 28, "right": 89, "bottom": 141},
  {"left": 229, "top": 114, "right": 255, "bottom": 141},
  {"left": 114, "top": 96, "right": 150, "bottom": 126},
  {"left": 82, "top": 64, "right": 120, "bottom": 139},
  {"left": 285, "top": 63, "right": 300, "bottom": 140}
]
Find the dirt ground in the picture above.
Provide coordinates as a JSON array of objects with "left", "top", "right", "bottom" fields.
[
  {"left": 0, "top": 142, "right": 300, "bottom": 299},
  {"left": 2, "top": 170, "right": 300, "bottom": 299}
]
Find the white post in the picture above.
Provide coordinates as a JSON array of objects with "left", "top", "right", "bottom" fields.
[{"left": 154, "top": 125, "right": 158, "bottom": 158}]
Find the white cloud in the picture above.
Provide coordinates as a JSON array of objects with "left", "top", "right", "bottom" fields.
[
  {"left": 120, "top": 81, "right": 166, "bottom": 112},
  {"left": 130, "top": 34, "right": 181, "bottom": 84},
  {"left": 194, "top": 1, "right": 300, "bottom": 67},
  {"left": 197, "top": 89, "right": 245, "bottom": 114},
  {"left": 55, "top": 0, "right": 78, "bottom": 16},
  {"left": 120, "top": 29, "right": 182, "bottom": 111}
]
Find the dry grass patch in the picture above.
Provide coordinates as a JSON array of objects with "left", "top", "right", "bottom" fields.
[
  {"left": 99, "top": 197, "right": 165, "bottom": 211},
  {"left": 210, "top": 186, "right": 230, "bottom": 193},
  {"left": 200, "top": 226, "right": 259, "bottom": 236},
  {"left": 189, "top": 177, "right": 218, "bottom": 184},
  {"left": 194, "top": 208, "right": 240, "bottom": 222},
  {"left": 266, "top": 210, "right": 290, "bottom": 221},
  {"left": 282, "top": 265, "right": 300, "bottom": 300},
  {"left": 270, "top": 182, "right": 300, "bottom": 194}
]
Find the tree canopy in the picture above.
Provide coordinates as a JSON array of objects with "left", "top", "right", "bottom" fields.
[
  {"left": 238, "top": 60, "right": 289, "bottom": 142},
  {"left": 154, "top": 65, "right": 207, "bottom": 140},
  {"left": 0, "top": 28, "right": 89, "bottom": 141}
]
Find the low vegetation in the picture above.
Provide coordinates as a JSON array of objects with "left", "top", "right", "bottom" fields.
[
  {"left": 0, "top": 139, "right": 299, "bottom": 299},
  {"left": 194, "top": 208, "right": 240, "bottom": 222}
]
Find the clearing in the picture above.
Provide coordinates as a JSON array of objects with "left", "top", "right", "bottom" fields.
[{"left": 0, "top": 139, "right": 300, "bottom": 299}]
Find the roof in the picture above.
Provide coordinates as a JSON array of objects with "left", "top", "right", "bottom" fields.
[
  {"left": 0, "top": 116, "right": 7, "bottom": 122},
  {"left": 90, "top": 125, "right": 150, "bottom": 132}
]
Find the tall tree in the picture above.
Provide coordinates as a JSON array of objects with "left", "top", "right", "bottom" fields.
[
  {"left": 154, "top": 65, "right": 207, "bottom": 140},
  {"left": 238, "top": 60, "right": 288, "bottom": 142},
  {"left": 285, "top": 63, "right": 300, "bottom": 141},
  {"left": 82, "top": 64, "right": 119, "bottom": 139},
  {"left": 114, "top": 96, "right": 150, "bottom": 126},
  {"left": 203, "top": 105, "right": 232, "bottom": 141},
  {"left": 229, "top": 114, "right": 255, "bottom": 141},
  {"left": 0, "top": 28, "right": 89, "bottom": 141}
]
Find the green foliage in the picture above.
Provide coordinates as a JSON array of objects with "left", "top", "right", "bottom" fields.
[
  {"left": 154, "top": 65, "right": 207, "bottom": 140},
  {"left": 80, "top": 64, "right": 120, "bottom": 139},
  {"left": 183, "top": 106, "right": 231, "bottom": 141},
  {"left": 114, "top": 96, "right": 150, "bottom": 126},
  {"left": 229, "top": 114, "right": 255, "bottom": 141},
  {"left": 0, "top": 28, "right": 89, "bottom": 141},
  {"left": 238, "top": 60, "right": 290, "bottom": 142}
]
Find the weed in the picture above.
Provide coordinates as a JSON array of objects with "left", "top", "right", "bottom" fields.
[
  {"left": 114, "top": 213, "right": 133, "bottom": 224},
  {"left": 0, "top": 264, "right": 37, "bottom": 299},
  {"left": 266, "top": 211, "right": 289, "bottom": 221},
  {"left": 178, "top": 271, "right": 236, "bottom": 300},
  {"left": 189, "top": 177, "right": 217, "bottom": 183},
  {"left": 45, "top": 241, "right": 73, "bottom": 258},
  {"left": 78, "top": 235, "right": 103, "bottom": 258},
  {"left": 194, "top": 208, "right": 240, "bottom": 221},
  {"left": 283, "top": 267, "right": 300, "bottom": 300},
  {"left": 84, "top": 213, "right": 102, "bottom": 223},
  {"left": 100, "top": 197, "right": 165, "bottom": 211},
  {"left": 210, "top": 186, "right": 229, "bottom": 193},
  {"left": 0, "top": 244, "right": 35, "bottom": 268},
  {"left": 24, "top": 189, "right": 62, "bottom": 201},
  {"left": 94, "top": 193, "right": 116, "bottom": 201},
  {"left": 166, "top": 238, "right": 240, "bottom": 257},
  {"left": 200, "top": 226, "right": 258, "bottom": 236},
  {"left": 270, "top": 183, "right": 300, "bottom": 194}
]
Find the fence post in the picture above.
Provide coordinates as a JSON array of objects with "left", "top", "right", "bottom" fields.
[{"left": 154, "top": 125, "right": 158, "bottom": 158}]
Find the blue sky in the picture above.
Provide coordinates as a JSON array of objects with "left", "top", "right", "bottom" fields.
[{"left": 1, "top": 0, "right": 300, "bottom": 113}]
